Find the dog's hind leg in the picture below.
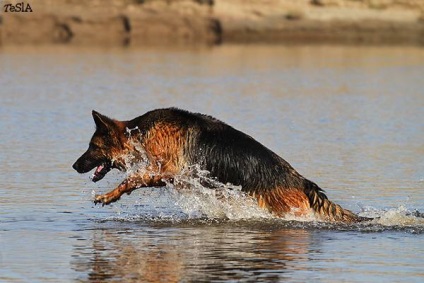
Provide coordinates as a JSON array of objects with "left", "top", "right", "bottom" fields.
[{"left": 94, "top": 173, "right": 169, "bottom": 206}]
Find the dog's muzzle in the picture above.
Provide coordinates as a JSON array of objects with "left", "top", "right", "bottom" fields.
[
  {"left": 72, "top": 160, "right": 86, "bottom": 174},
  {"left": 72, "top": 159, "right": 112, "bottom": 182}
]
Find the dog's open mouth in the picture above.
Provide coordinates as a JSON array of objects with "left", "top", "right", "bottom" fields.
[{"left": 91, "top": 163, "right": 112, "bottom": 182}]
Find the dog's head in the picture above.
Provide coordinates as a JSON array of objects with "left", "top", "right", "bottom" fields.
[{"left": 72, "top": 110, "right": 128, "bottom": 182}]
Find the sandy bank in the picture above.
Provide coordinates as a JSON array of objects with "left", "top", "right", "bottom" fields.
[{"left": 1, "top": 0, "right": 424, "bottom": 46}]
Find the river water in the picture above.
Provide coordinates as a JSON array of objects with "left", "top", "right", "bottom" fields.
[{"left": 1, "top": 45, "right": 423, "bottom": 282}]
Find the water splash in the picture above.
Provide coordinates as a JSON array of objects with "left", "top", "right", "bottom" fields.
[
  {"left": 168, "top": 165, "right": 272, "bottom": 220},
  {"left": 362, "top": 205, "right": 424, "bottom": 227},
  {"left": 84, "top": 145, "right": 424, "bottom": 232},
  {"left": 87, "top": 171, "right": 424, "bottom": 232},
  {"left": 114, "top": 129, "right": 153, "bottom": 177}
]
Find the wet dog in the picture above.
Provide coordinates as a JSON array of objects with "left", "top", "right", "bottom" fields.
[{"left": 73, "top": 108, "right": 368, "bottom": 222}]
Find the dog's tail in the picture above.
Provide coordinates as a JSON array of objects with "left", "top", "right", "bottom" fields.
[{"left": 304, "top": 180, "right": 371, "bottom": 223}]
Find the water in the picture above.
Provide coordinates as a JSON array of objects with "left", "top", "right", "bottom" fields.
[{"left": 1, "top": 45, "right": 424, "bottom": 282}]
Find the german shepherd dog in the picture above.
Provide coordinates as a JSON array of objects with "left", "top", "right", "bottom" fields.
[{"left": 73, "top": 108, "right": 368, "bottom": 223}]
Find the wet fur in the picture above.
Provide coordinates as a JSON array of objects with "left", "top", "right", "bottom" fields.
[{"left": 73, "top": 108, "right": 367, "bottom": 223}]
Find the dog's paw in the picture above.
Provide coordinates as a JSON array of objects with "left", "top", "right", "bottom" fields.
[
  {"left": 93, "top": 194, "right": 107, "bottom": 206},
  {"left": 94, "top": 194, "right": 119, "bottom": 206}
]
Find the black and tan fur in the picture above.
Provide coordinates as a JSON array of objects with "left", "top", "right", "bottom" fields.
[{"left": 73, "top": 108, "right": 368, "bottom": 223}]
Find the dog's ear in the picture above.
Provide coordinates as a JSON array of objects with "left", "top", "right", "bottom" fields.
[{"left": 92, "top": 110, "right": 114, "bottom": 132}]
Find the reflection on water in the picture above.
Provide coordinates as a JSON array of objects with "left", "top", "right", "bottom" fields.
[
  {"left": 1, "top": 45, "right": 424, "bottom": 282},
  {"left": 71, "top": 222, "right": 313, "bottom": 282},
  {"left": 70, "top": 218, "right": 424, "bottom": 283}
]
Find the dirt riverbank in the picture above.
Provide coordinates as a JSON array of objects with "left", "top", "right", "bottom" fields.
[{"left": 1, "top": 0, "right": 424, "bottom": 46}]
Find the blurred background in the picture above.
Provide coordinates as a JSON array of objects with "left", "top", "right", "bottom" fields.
[{"left": 1, "top": 0, "right": 424, "bottom": 47}]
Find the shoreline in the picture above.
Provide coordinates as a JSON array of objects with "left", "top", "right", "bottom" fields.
[{"left": 1, "top": 0, "right": 424, "bottom": 46}]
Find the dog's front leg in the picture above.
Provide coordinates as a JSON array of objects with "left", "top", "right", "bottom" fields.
[{"left": 94, "top": 173, "right": 168, "bottom": 206}]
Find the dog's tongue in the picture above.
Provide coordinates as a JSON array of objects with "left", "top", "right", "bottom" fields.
[
  {"left": 91, "top": 165, "right": 105, "bottom": 182},
  {"left": 95, "top": 165, "right": 104, "bottom": 174}
]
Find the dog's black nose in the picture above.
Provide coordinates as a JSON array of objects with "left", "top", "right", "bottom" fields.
[{"left": 72, "top": 161, "right": 80, "bottom": 172}]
